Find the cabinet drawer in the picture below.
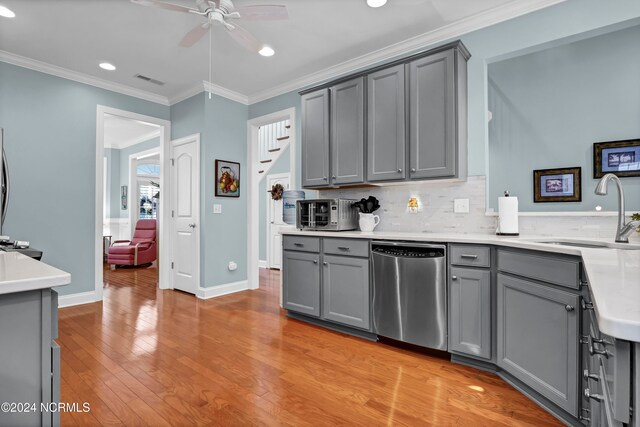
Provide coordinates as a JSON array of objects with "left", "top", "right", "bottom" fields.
[
  {"left": 498, "top": 249, "right": 580, "bottom": 289},
  {"left": 450, "top": 245, "right": 490, "bottom": 268},
  {"left": 323, "top": 238, "right": 369, "bottom": 257},
  {"left": 283, "top": 236, "right": 320, "bottom": 253}
]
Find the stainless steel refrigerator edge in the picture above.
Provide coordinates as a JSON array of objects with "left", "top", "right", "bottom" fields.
[{"left": 371, "top": 241, "right": 447, "bottom": 350}]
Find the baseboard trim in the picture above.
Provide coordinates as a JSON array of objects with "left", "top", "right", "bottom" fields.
[
  {"left": 58, "top": 290, "right": 99, "bottom": 308},
  {"left": 258, "top": 260, "right": 268, "bottom": 269},
  {"left": 196, "top": 280, "right": 249, "bottom": 300}
]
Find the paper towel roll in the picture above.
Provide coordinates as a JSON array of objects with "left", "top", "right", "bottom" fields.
[{"left": 497, "top": 196, "right": 519, "bottom": 235}]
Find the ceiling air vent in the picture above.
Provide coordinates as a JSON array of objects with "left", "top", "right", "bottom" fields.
[{"left": 134, "top": 74, "right": 165, "bottom": 86}]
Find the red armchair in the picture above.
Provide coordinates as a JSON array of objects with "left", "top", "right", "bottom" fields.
[{"left": 107, "top": 219, "right": 157, "bottom": 267}]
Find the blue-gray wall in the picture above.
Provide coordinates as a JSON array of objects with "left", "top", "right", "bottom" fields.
[
  {"left": 104, "top": 148, "right": 121, "bottom": 218},
  {"left": 258, "top": 147, "right": 291, "bottom": 261},
  {"left": 170, "top": 93, "right": 249, "bottom": 288},
  {"left": 0, "top": 61, "right": 169, "bottom": 296},
  {"left": 488, "top": 24, "right": 640, "bottom": 211}
]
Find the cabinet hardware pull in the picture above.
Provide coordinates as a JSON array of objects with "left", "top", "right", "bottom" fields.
[
  {"left": 580, "top": 335, "right": 590, "bottom": 344},
  {"left": 579, "top": 415, "right": 591, "bottom": 422},
  {"left": 565, "top": 304, "right": 575, "bottom": 312},
  {"left": 323, "top": 262, "right": 328, "bottom": 266},
  {"left": 411, "top": 168, "right": 416, "bottom": 173},
  {"left": 332, "top": 175, "right": 336, "bottom": 179},
  {"left": 583, "top": 369, "right": 600, "bottom": 382},
  {"left": 580, "top": 280, "right": 589, "bottom": 287},
  {"left": 397, "top": 168, "right": 403, "bottom": 173},
  {"left": 584, "top": 389, "right": 603, "bottom": 402},
  {"left": 460, "top": 254, "right": 478, "bottom": 259},
  {"left": 294, "top": 243, "right": 304, "bottom": 247},
  {"left": 581, "top": 299, "right": 594, "bottom": 311},
  {"left": 588, "top": 335, "right": 610, "bottom": 358},
  {"left": 313, "top": 260, "right": 318, "bottom": 264},
  {"left": 337, "top": 246, "right": 350, "bottom": 251},
  {"left": 451, "top": 276, "right": 458, "bottom": 280},
  {"left": 323, "top": 176, "right": 328, "bottom": 181}
]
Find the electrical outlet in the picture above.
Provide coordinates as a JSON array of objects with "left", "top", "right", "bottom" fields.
[
  {"left": 213, "top": 204, "right": 222, "bottom": 214},
  {"left": 454, "top": 198, "right": 469, "bottom": 213},
  {"left": 228, "top": 261, "right": 237, "bottom": 271}
]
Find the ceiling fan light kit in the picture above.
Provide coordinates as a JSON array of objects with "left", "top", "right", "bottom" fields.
[
  {"left": 366, "top": 0, "right": 388, "bottom": 8},
  {"left": 0, "top": 4, "right": 15, "bottom": 18}
]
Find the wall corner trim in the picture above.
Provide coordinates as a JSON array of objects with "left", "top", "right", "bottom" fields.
[
  {"left": 258, "top": 260, "right": 268, "bottom": 269},
  {"left": 196, "top": 280, "right": 250, "bottom": 300},
  {"left": 58, "top": 290, "right": 99, "bottom": 308}
]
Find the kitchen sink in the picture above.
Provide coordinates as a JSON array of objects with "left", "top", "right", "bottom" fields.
[{"left": 536, "top": 240, "right": 640, "bottom": 250}]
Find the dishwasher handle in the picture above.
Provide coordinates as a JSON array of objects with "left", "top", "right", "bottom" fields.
[{"left": 371, "top": 241, "right": 446, "bottom": 250}]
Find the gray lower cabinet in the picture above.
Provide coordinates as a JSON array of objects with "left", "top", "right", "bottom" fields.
[
  {"left": 282, "top": 250, "right": 321, "bottom": 317},
  {"left": 367, "top": 64, "right": 406, "bottom": 182},
  {"left": 0, "top": 288, "right": 59, "bottom": 427},
  {"left": 301, "top": 89, "right": 330, "bottom": 187},
  {"left": 331, "top": 77, "right": 365, "bottom": 185},
  {"left": 449, "top": 267, "right": 491, "bottom": 359},
  {"left": 321, "top": 255, "right": 370, "bottom": 330},
  {"left": 497, "top": 273, "right": 580, "bottom": 415},
  {"left": 408, "top": 49, "right": 457, "bottom": 179}
]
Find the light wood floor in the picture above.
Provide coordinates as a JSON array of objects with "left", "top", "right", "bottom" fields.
[{"left": 58, "top": 264, "right": 562, "bottom": 426}]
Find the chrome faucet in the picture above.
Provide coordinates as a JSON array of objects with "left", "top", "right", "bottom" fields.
[{"left": 595, "top": 173, "right": 640, "bottom": 243}]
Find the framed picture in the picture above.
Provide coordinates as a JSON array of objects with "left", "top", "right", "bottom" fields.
[
  {"left": 121, "top": 185, "right": 128, "bottom": 210},
  {"left": 593, "top": 139, "right": 640, "bottom": 178},
  {"left": 533, "top": 167, "right": 582, "bottom": 203},
  {"left": 215, "top": 159, "right": 240, "bottom": 198}
]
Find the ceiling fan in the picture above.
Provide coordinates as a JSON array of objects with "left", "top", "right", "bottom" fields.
[{"left": 131, "top": 0, "right": 288, "bottom": 52}]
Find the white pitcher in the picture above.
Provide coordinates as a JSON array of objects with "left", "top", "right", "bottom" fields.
[{"left": 358, "top": 212, "right": 380, "bottom": 232}]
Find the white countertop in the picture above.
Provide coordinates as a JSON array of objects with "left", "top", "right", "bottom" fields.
[
  {"left": 0, "top": 252, "right": 71, "bottom": 295},
  {"left": 281, "top": 229, "right": 640, "bottom": 342}
]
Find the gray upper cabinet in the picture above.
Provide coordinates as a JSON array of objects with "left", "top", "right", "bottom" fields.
[
  {"left": 408, "top": 50, "right": 457, "bottom": 179},
  {"left": 367, "top": 64, "right": 406, "bottom": 182},
  {"left": 282, "top": 250, "right": 321, "bottom": 317},
  {"left": 301, "top": 89, "right": 330, "bottom": 187},
  {"left": 449, "top": 267, "right": 491, "bottom": 359},
  {"left": 321, "top": 254, "right": 370, "bottom": 330},
  {"left": 497, "top": 273, "right": 579, "bottom": 416},
  {"left": 331, "top": 77, "right": 365, "bottom": 185}
]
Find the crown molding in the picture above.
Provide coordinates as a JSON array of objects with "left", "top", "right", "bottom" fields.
[
  {"left": 203, "top": 81, "right": 249, "bottom": 105},
  {"left": 105, "top": 129, "right": 161, "bottom": 150},
  {"left": 0, "top": 50, "right": 171, "bottom": 106},
  {"left": 246, "top": 0, "right": 566, "bottom": 104}
]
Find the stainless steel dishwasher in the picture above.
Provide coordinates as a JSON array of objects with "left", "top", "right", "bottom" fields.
[{"left": 371, "top": 241, "right": 447, "bottom": 350}]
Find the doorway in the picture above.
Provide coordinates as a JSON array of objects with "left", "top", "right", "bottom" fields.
[
  {"left": 95, "top": 106, "right": 171, "bottom": 301},
  {"left": 247, "top": 108, "right": 296, "bottom": 291}
]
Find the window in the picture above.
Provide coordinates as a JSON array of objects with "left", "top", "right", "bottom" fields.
[{"left": 137, "top": 162, "right": 159, "bottom": 219}]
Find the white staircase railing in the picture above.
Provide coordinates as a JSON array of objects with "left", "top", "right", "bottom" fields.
[{"left": 258, "top": 119, "right": 290, "bottom": 179}]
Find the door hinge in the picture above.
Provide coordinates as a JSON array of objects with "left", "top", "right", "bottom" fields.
[
  {"left": 171, "top": 210, "right": 174, "bottom": 218},
  {"left": 171, "top": 262, "right": 174, "bottom": 269},
  {"left": 171, "top": 158, "right": 175, "bottom": 166}
]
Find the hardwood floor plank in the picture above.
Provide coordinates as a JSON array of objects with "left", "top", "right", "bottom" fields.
[{"left": 57, "top": 264, "right": 562, "bottom": 426}]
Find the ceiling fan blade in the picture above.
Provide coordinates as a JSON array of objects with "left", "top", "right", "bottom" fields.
[
  {"left": 131, "top": 0, "right": 196, "bottom": 13},
  {"left": 226, "top": 24, "right": 262, "bottom": 52},
  {"left": 179, "top": 22, "right": 210, "bottom": 47},
  {"left": 236, "top": 5, "right": 288, "bottom": 20}
]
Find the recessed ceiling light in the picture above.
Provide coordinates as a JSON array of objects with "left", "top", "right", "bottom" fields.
[
  {"left": 99, "top": 62, "right": 117, "bottom": 71},
  {"left": 0, "top": 5, "right": 16, "bottom": 18},
  {"left": 259, "top": 46, "right": 275, "bottom": 57},
  {"left": 366, "top": 0, "right": 387, "bottom": 8}
]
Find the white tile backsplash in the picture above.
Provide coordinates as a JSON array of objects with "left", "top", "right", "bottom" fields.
[{"left": 319, "top": 176, "right": 639, "bottom": 241}]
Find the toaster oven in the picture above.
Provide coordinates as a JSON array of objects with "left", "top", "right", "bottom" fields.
[{"left": 296, "top": 199, "right": 358, "bottom": 231}]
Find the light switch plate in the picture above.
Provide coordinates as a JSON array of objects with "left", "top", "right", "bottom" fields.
[
  {"left": 454, "top": 198, "right": 469, "bottom": 213},
  {"left": 213, "top": 204, "right": 222, "bottom": 214}
]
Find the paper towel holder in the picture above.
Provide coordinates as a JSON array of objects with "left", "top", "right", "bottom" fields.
[{"left": 496, "top": 190, "right": 519, "bottom": 236}]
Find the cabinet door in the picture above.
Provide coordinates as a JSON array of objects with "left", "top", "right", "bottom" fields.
[
  {"left": 408, "top": 50, "right": 456, "bottom": 179},
  {"left": 367, "top": 64, "right": 406, "bottom": 182},
  {"left": 283, "top": 251, "right": 321, "bottom": 317},
  {"left": 331, "top": 77, "right": 365, "bottom": 185},
  {"left": 322, "top": 255, "right": 370, "bottom": 330},
  {"left": 449, "top": 267, "right": 491, "bottom": 359},
  {"left": 497, "top": 273, "right": 579, "bottom": 415},
  {"left": 301, "top": 89, "right": 330, "bottom": 187}
]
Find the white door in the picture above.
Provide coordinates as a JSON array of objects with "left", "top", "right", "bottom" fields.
[
  {"left": 171, "top": 135, "right": 200, "bottom": 294},
  {"left": 266, "top": 173, "right": 290, "bottom": 269}
]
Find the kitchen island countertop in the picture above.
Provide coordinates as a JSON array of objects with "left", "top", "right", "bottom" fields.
[{"left": 0, "top": 251, "right": 70, "bottom": 295}]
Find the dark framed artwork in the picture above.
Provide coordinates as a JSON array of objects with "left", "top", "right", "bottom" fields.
[
  {"left": 593, "top": 139, "right": 640, "bottom": 178},
  {"left": 533, "top": 167, "right": 582, "bottom": 203},
  {"left": 121, "top": 185, "right": 128, "bottom": 210},
  {"left": 215, "top": 159, "right": 240, "bottom": 198}
]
